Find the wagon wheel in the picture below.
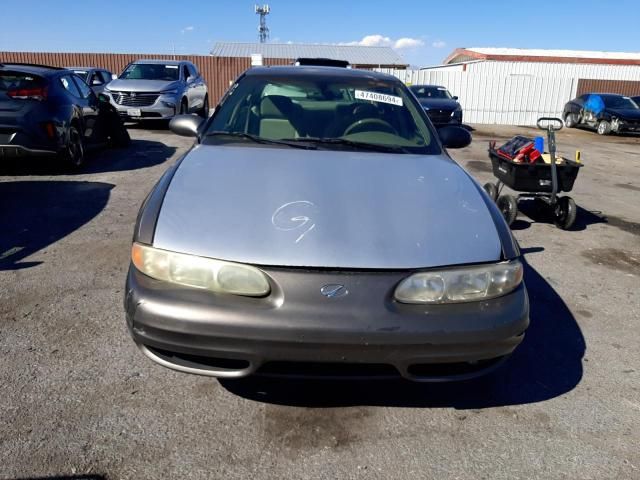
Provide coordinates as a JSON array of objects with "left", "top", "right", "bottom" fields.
[
  {"left": 483, "top": 182, "right": 498, "bottom": 201},
  {"left": 497, "top": 194, "right": 518, "bottom": 226},
  {"left": 553, "top": 196, "right": 577, "bottom": 230}
]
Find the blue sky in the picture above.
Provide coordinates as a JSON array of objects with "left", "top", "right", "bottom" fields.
[{"left": 1, "top": 0, "right": 638, "bottom": 66}]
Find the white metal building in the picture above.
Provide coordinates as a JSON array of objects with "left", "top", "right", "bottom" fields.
[
  {"left": 379, "top": 47, "right": 640, "bottom": 126},
  {"left": 427, "top": 47, "right": 640, "bottom": 80}
]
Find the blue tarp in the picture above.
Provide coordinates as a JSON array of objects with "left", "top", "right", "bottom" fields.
[{"left": 584, "top": 94, "right": 605, "bottom": 115}]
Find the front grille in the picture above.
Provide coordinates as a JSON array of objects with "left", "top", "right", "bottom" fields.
[
  {"left": 112, "top": 91, "right": 159, "bottom": 107},
  {"left": 426, "top": 108, "right": 453, "bottom": 124}
]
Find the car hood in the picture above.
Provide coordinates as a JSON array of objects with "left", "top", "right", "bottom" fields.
[
  {"left": 605, "top": 108, "right": 640, "bottom": 120},
  {"left": 107, "top": 79, "right": 179, "bottom": 93},
  {"left": 153, "top": 145, "right": 503, "bottom": 269},
  {"left": 418, "top": 98, "right": 460, "bottom": 111}
]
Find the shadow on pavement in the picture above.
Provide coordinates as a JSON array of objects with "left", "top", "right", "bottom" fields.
[
  {"left": 220, "top": 257, "right": 585, "bottom": 409},
  {"left": 0, "top": 140, "right": 175, "bottom": 176},
  {"left": 0, "top": 181, "right": 113, "bottom": 271},
  {"left": 512, "top": 201, "right": 607, "bottom": 232},
  {"left": 11, "top": 476, "right": 106, "bottom": 480}
]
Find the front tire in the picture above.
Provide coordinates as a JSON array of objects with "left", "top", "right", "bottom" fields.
[
  {"left": 497, "top": 194, "right": 518, "bottom": 226},
  {"left": 554, "top": 196, "right": 577, "bottom": 230},
  {"left": 179, "top": 99, "right": 188, "bottom": 115},
  {"left": 597, "top": 120, "right": 611, "bottom": 135},
  {"left": 483, "top": 182, "right": 498, "bottom": 201},
  {"left": 199, "top": 95, "right": 210, "bottom": 118},
  {"left": 62, "top": 126, "right": 85, "bottom": 168},
  {"left": 564, "top": 113, "right": 578, "bottom": 128}
]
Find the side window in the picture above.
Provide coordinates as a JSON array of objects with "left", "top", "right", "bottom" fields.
[
  {"left": 90, "top": 72, "right": 103, "bottom": 86},
  {"left": 182, "top": 65, "right": 191, "bottom": 81},
  {"left": 72, "top": 75, "right": 93, "bottom": 98},
  {"left": 188, "top": 64, "right": 198, "bottom": 78},
  {"left": 101, "top": 71, "right": 112, "bottom": 83},
  {"left": 60, "top": 75, "right": 82, "bottom": 98}
]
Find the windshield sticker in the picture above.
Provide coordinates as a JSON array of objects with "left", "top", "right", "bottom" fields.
[
  {"left": 355, "top": 90, "right": 403, "bottom": 106},
  {"left": 166, "top": 65, "right": 179, "bottom": 69}
]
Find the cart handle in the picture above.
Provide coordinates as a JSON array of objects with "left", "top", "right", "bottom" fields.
[{"left": 537, "top": 117, "right": 564, "bottom": 131}]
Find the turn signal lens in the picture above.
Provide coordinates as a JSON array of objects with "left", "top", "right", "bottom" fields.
[
  {"left": 131, "top": 243, "right": 270, "bottom": 297},
  {"left": 395, "top": 260, "right": 523, "bottom": 304}
]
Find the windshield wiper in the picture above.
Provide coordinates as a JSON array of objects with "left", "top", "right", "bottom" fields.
[
  {"left": 205, "top": 131, "right": 317, "bottom": 150},
  {"left": 281, "top": 137, "right": 409, "bottom": 153}
]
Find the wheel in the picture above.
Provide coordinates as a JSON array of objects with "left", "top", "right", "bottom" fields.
[
  {"left": 483, "top": 182, "right": 498, "bottom": 201},
  {"left": 199, "top": 95, "right": 210, "bottom": 118},
  {"left": 553, "top": 196, "right": 577, "bottom": 230},
  {"left": 179, "top": 99, "right": 188, "bottom": 115},
  {"left": 564, "top": 113, "right": 579, "bottom": 128},
  {"left": 597, "top": 120, "right": 611, "bottom": 135},
  {"left": 497, "top": 194, "right": 518, "bottom": 226},
  {"left": 62, "top": 125, "right": 85, "bottom": 168}
]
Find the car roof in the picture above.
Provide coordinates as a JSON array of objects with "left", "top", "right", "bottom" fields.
[
  {"left": 67, "top": 66, "right": 102, "bottom": 71},
  {"left": 133, "top": 59, "right": 185, "bottom": 65},
  {"left": 411, "top": 84, "right": 446, "bottom": 89},
  {"left": 0, "top": 62, "right": 64, "bottom": 76},
  {"left": 584, "top": 92, "right": 631, "bottom": 98},
  {"left": 244, "top": 65, "right": 399, "bottom": 82}
]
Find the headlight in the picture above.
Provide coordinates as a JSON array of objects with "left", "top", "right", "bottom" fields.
[
  {"left": 160, "top": 89, "right": 178, "bottom": 95},
  {"left": 131, "top": 243, "right": 270, "bottom": 297},
  {"left": 394, "top": 260, "right": 523, "bottom": 304}
]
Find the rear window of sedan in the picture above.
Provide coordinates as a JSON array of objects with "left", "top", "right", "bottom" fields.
[
  {"left": 206, "top": 74, "right": 439, "bottom": 155},
  {"left": 0, "top": 71, "right": 46, "bottom": 92}
]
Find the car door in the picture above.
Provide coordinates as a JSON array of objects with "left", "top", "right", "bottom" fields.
[
  {"left": 181, "top": 64, "right": 195, "bottom": 111},
  {"left": 69, "top": 74, "right": 100, "bottom": 143},
  {"left": 187, "top": 64, "right": 205, "bottom": 109}
]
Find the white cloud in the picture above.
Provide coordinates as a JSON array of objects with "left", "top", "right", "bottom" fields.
[
  {"left": 181, "top": 26, "right": 195, "bottom": 34},
  {"left": 432, "top": 40, "right": 446, "bottom": 48},
  {"left": 394, "top": 37, "right": 425, "bottom": 49},
  {"left": 342, "top": 34, "right": 424, "bottom": 50}
]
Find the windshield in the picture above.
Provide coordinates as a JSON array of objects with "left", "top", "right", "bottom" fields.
[
  {"left": 603, "top": 96, "right": 639, "bottom": 109},
  {"left": 204, "top": 74, "right": 439, "bottom": 154},
  {"left": 410, "top": 86, "right": 452, "bottom": 100},
  {"left": 119, "top": 63, "right": 180, "bottom": 81}
]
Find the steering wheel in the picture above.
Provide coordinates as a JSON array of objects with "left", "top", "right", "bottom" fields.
[{"left": 343, "top": 118, "right": 398, "bottom": 136}]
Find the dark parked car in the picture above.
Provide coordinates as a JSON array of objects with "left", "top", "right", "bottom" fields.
[
  {"left": 633, "top": 96, "right": 640, "bottom": 108},
  {"left": 67, "top": 66, "right": 116, "bottom": 95},
  {"left": 563, "top": 93, "right": 640, "bottom": 135},
  {"left": 125, "top": 66, "right": 528, "bottom": 382},
  {"left": 409, "top": 84, "right": 462, "bottom": 126},
  {"left": 0, "top": 62, "right": 129, "bottom": 167}
]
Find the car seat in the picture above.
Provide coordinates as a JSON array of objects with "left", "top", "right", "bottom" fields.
[{"left": 259, "top": 95, "right": 303, "bottom": 139}]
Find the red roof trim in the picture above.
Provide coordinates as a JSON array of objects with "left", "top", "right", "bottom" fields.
[{"left": 444, "top": 48, "right": 640, "bottom": 66}]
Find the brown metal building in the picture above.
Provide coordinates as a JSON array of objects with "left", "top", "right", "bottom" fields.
[{"left": 1, "top": 43, "right": 407, "bottom": 106}]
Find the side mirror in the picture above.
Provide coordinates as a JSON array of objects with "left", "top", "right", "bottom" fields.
[
  {"left": 187, "top": 76, "right": 195, "bottom": 83},
  {"left": 170, "top": 115, "right": 203, "bottom": 137},
  {"left": 92, "top": 79, "right": 103, "bottom": 86},
  {"left": 453, "top": 96, "right": 459, "bottom": 101},
  {"left": 438, "top": 126, "right": 471, "bottom": 149},
  {"left": 111, "top": 73, "right": 118, "bottom": 80}
]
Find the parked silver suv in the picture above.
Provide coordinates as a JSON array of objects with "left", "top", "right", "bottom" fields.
[{"left": 105, "top": 60, "right": 208, "bottom": 121}]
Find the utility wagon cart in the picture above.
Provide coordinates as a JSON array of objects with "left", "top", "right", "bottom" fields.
[{"left": 483, "top": 117, "right": 583, "bottom": 230}]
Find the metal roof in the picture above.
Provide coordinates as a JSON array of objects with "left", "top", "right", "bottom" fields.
[
  {"left": 444, "top": 47, "right": 640, "bottom": 66},
  {"left": 211, "top": 42, "right": 407, "bottom": 66}
]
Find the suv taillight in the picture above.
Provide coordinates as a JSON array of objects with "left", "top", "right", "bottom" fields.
[{"left": 7, "top": 86, "right": 48, "bottom": 101}]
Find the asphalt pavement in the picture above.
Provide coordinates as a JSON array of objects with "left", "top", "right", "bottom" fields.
[{"left": 1, "top": 123, "right": 638, "bottom": 480}]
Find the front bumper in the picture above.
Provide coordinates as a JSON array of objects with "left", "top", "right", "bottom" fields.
[
  {"left": 107, "top": 93, "right": 178, "bottom": 121},
  {"left": 125, "top": 265, "right": 529, "bottom": 382},
  {"left": 0, "top": 144, "right": 56, "bottom": 157}
]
